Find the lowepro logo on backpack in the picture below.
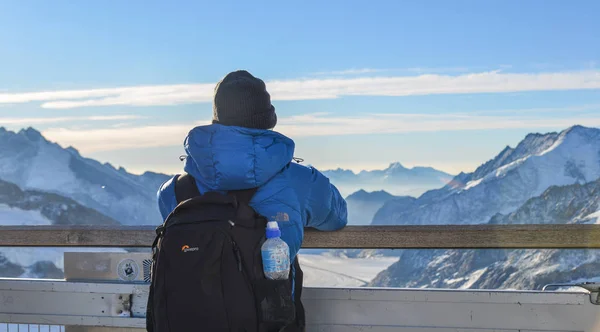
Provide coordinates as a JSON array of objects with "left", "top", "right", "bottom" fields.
[{"left": 181, "top": 245, "right": 199, "bottom": 253}]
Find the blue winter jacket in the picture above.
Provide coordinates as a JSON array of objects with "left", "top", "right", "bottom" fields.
[{"left": 156, "top": 124, "right": 348, "bottom": 264}]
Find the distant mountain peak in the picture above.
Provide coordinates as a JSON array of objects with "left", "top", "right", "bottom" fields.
[
  {"left": 142, "top": 170, "right": 170, "bottom": 177},
  {"left": 460, "top": 127, "right": 587, "bottom": 185},
  {"left": 346, "top": 189, "right": 396, "bottom": 202},
  {"left": 352, "top": 189, "right": 368, "bottom": 195},
  {"left": 498, "top": 145, "right": 514, "bottom": 155},
  {"left": 324, "top": 162, "right": 451, "bottom": 176},
  {"left": 563, "top": 124, "right": 600, "bottom": 139},
  {"left": 65, "top": 146, "right": 80, "bottom": 156},
  {"left": 566, "top": 124, "right": 591, "bottom": 132},
  {"left": 345, "top": 189, "right": 403, "bottom": 225},
  {"left": 18, "top": 127, "right": 44, "bottom": 142},
  {"left": 506, "top": 125, "right": 597, "bottom": 156},
  {"left": 523, "top": 131, "right": 546, "bottom": 139},
  {"left": 0, "top": 126, "right": 171, "bottom": 226},
  {"left": 322, "top": 161, "right": 453, "bottom": 197},
  {"left": 328, "top": 167, "right": 356, "bottom": 174},
  {"left": 386, "top": 162, "right": 407, "bottom": 170},
  {"left": 103, "top": 162, "right": 116, "bottom": 169}
]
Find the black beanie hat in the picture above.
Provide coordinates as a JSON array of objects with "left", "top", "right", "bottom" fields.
[{"left": 212, "top": 70, "right": 277, "bottom": 130}]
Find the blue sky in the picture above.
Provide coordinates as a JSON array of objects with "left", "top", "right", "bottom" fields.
[{"left": 1, "top": 0, "right": 599, "bottom": 174}]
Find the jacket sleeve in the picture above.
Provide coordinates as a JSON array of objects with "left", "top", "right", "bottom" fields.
[
  {"left": 300, "top": 166, "right": 348, "bottom": 231},
  {"left": 156, "top": 176, "right": 178, "bottom": 221}
]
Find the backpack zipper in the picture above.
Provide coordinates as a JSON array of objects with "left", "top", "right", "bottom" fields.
[
  {"left": 217, "top": 227, "right": 255, "bottom": 294},
  {"left": 231, "top": 240, "right": 243, "bottom": 272}
]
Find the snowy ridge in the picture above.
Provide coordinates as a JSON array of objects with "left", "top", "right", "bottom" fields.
[
  {"left": 371, "top": 125, "right": 600, "bottom": 290},
  {"left": 462, "top": 125, "right": 600, "bottom": 194},
  {"left": 0, "top": 127, "right": 171, "bottom": 225},
  {"left": 371, "top": 176, "right": 600, "bottom": 290},
  {"left": 372, "top": 125, "right": 600, "bottom": 226},
  {"left": 462, "top": 130, "right": 562, "bottom": 187},
  {"left": 582, "top": 210, "right": 600, "bottom": 224},
  {"left": 0, "top": 178, "right": 119, "bottom": 226}
]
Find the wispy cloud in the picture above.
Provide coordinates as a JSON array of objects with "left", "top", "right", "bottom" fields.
[
  {"left": 311, "top": 68, "right": 388, "bottom": 76},
  {"left": 0, "top": 114, "right": 144, "bottom": 125},
  {"left": 0, "top": 84, "right": 215, "bottom": 109},
  {"left": 405, "top": 66, "right": 471, "bottom": 74},
  {"left": 312, "top": 66, "right": 472, "bottom": 76},
  {"left": 44, "top": 123, "right": 195, "bottom": 151},
  {"left": 276, "top": 113, "right": 600, "bottom": 137},
  {"left": 1, "top": 70, "right": 600, "bottom": 110},
  {"left": 40, "top": 108, "right": 600, "bottom": 153},
  {"left": 465, "top": 104, "right": 600, "bottom": 116}
]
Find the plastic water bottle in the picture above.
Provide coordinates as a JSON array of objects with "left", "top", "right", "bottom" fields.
[{"left": 261, "top": 221, "right": 290, "bottom": 280}]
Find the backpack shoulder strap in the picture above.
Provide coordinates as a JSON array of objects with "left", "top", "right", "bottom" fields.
[
  {"left": 228, "top": 188, "right": 260, "bottom": 227},
  {"left": 175, "top": 173, "right": 201, "bottom": 203},
  {"left": 228, "top": 188, "right": 258, "bottom": 205}
]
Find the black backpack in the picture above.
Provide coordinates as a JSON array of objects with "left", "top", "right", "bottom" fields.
[{"left": 146, "top": 173, "right": 305, "bottom": 332}]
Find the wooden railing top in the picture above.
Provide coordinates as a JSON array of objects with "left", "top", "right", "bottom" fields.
[{"left": 2, "top": 224, "right": 600, "bottom": 249}]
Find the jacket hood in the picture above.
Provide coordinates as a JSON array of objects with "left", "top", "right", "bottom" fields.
[{"left": 183, "top": 124, "right": 295, "bottom": 191}]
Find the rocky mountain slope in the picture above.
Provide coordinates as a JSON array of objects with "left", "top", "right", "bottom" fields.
[
  {"left": 371, "top": 163, "right": 600, "bottom": 290},
  {"left": 372, "top": 125, "right": 600, "bottom": 226},
  {"left": 0, "top": 127, "right": 170, "bottom": 226},
  {"left": 3, "top": 125, "right": 599, "bottom": 289},
  {"left": 0, "top": 178, "right": 119, "bottom": 226}
]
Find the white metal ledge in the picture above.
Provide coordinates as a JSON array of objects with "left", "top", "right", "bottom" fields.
[{"left": 2, "top": 279, "right": 600, "bottom": 331}]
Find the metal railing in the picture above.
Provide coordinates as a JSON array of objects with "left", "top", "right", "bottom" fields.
[
  {"left": 2, "top": 224, "right": 600, "bottom": 331},
  {"left": 2, "top": 224, "right": 600, "bottom": 248}
]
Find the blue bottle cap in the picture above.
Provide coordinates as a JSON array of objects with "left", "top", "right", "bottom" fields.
[{"left": 266, "top": 221, "right": 281, "bottom": 238}]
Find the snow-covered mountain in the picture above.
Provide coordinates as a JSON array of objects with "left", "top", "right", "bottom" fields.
[
  {"left": 323, "top": 162, "right": 453, "bottom": 197},
  {"left": 370, "top": 125, "right": 600, "bottom": 290},
  {"left": 0, "top": 127, "right": 171, "bottom": 226},
  {"left": 0, "top": 178, "right": 119, "bottom": 226},
  {"left": 3, "top": 125, "right": 600, "bottom": 290},
  {"left": 370, "top": 177, "right": 600, "bottom": 290},
  {"left": 372, "top": 125, "right": 600, "bottom": 226},
  {"left": 0, "top": 176, "right": 124, "bottom": 278},
  {"left": 345, "top": 190, "right": 410, "bottom": 225},
  {"left": 0, "top": 127, "right": 166, "bottom": 278}
]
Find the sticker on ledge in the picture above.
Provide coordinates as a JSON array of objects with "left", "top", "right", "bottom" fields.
[{"left": 117, "top": 259, "right": 139, "bottom": 281}]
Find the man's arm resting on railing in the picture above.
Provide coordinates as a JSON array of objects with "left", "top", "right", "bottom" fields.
[{"left": 299, "top": 166, "right": 348, "bottom": 231}]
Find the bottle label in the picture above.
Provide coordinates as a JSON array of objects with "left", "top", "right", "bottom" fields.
[{"left": 262, "top": 243, "right": 290, "bottom": 273}]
